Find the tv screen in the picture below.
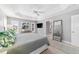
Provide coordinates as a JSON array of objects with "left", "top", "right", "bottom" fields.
[{"left": 37, "top": 23, "right": 43, "bottom": 28}]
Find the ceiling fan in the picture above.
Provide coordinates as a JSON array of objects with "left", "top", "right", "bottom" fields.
[{"left": 33, "top": 9, "right": 44, "bottom": 16}]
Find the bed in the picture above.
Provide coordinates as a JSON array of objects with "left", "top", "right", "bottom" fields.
[{"left": 6, "top": 33, "right": 49, "bottom": 54}]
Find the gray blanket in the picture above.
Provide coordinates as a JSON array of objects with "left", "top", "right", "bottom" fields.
[{"left": 7, "top": 33, "right": 48, "bottom": 54}]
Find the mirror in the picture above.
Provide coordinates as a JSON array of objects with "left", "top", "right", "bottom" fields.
[{"left": 53, "top": 20, "right": 63, "bottom": 42}]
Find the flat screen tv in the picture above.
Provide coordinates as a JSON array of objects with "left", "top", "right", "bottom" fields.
[{"left": 37, "top": 23, "right": 43, "bottom": 28}]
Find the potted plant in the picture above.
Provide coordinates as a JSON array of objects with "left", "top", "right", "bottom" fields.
[{"left": 0, "top": 28, "right": 16, "bottom": 48}]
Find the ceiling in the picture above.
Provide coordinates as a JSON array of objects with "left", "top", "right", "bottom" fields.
[{"left": 0, "top": 4, "right": 78, "bottom": 20}]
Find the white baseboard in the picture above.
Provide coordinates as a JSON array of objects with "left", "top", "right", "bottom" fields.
[
  {"left": 62, "top": 40, "right": 77, "bottom": 47},
  {"left": 62, "top": 40, "right": 79, "bottom": 47},
  {"left": 62, "top": 40, "right": 72, "bottom": 45}
]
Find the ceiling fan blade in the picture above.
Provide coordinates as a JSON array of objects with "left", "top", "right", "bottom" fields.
[{"left": 38, "top": 11, "right": 44, "bottom": 13}]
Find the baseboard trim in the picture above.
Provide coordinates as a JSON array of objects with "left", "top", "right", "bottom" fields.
[
  {"left": 62, "top": 40, "right": 71, "bottom": 45},
  {"left": 62, "top": 40, "right": 76, "bottom": 47},
  {"left": 62, "top": 40, "right": 79, "bottom": 47}
]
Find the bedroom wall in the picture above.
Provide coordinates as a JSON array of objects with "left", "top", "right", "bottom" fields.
[
  {"left": 0, "top": 10, "right": 5, "bottom": 32},
  {"left": 7, "top": 17, "right": 26, "bottom": 28},
  {"left": 7, "top": 17, "right": 37, "bottom": 33},
  {"left": 51, "top": 14, "right": 71, "bottom": 42},
  {"left": 37, "top": 20, "right": 46, "bottom": 36},
  {"left": 46, "top": 8, "right": 79, "bottom": 43},
  {"left": 0, "top": 17, "right": 4, "bottom": 31}
]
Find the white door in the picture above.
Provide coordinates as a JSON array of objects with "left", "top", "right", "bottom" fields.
[
  {"left": 71, "top": 15, "right": 79, "bottom": 47},
  {"left": 31, "top": 22, "right": 36, "bottom": 32}
]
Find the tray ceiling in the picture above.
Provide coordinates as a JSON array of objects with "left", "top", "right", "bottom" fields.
[{"left": 0, "top": 4, "right": 78, "bottom": 20}]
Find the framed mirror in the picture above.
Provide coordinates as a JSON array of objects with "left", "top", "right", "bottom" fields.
[{"left": 53, "top": 20, "right": 63, "bottom": 42}]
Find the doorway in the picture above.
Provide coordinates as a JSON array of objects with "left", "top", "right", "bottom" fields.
[
  {"left": 71, "top": 15, "right": 79, "bottom": 47},
  {"left": 46, "top": 21, "right": 51, "bottom": 35}
]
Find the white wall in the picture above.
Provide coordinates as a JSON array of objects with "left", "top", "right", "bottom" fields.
[
  {"left": 37, "top": 20, "right": 46, "bottom": 36},
  {"left": 37, "top": 13, "right": 72, "bottom": 43},
  {"left": 0, "top": 10, "right": 5, "bottom": 32},
  {"left": 45, "top": 8, "right": 79, "bottom": 43},
  {"left": 7, "top": 17, "right": 37, "bottom": 33},
  {"left": 51, "top": 15, "right": 71, "bottom": 42},
  {"left": 0, "top": 19, "right": 4, "bottom": 31}
]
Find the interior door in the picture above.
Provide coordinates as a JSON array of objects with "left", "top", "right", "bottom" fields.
[
  {"left": 46, "top": 21, "right": 51, "bottom": 35},
  {"left": 71, "top": 15, "right": 79, "bottom": 47}
]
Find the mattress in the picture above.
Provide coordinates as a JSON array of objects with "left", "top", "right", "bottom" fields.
[{"left": 7, "top": 33, "right": 48, "bottom": 54}]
